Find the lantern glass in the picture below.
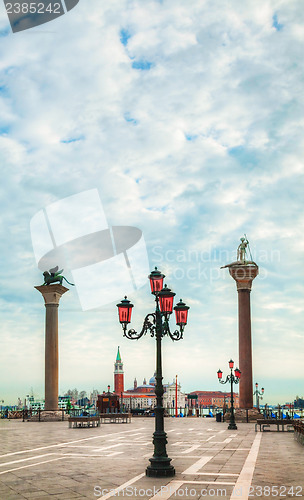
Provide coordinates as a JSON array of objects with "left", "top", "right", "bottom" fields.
[
  {"left": 234, "top": 368, "right": 241, "bottom": 378},
  {"left": 148, "top": 267, "right": 165, "bottom": 295},
  {"left": 255, "top": 383, "right": 258, "bottom": 388},
  {"left": 158, "top": 285, "right": 176, "bottom": 314},
  {"left": 217, "top": 369, "right": 223, "bottom": 379},
  {"left": 174, "top": 299, "right": 190, "bottom": 326},
  {"left": 261, "top": 387, "right": 264, "bottom": 393},
  {"left": 229, "top": 359, "right": 234, "bottom": 369},
  {"left": 116, "top": 296, "right": 134, "bottom": 324}
]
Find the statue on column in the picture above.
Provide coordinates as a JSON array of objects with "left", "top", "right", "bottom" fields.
[
  {"left": 237, "top": 237, "right": 249, "bottom": 262},
  {"left": 221, "top": 235, "right": 257, "bottom": 268},
  {"left": 41, "top": 266, "right": 74, "bottom": 286}
]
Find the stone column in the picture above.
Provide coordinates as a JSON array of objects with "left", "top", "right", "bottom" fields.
[
  {"left": 35, "top": 285, "right": 68, "bottom": 411},
  {"left": 229, "top": 265, "right": 258, "bottom": 409}
]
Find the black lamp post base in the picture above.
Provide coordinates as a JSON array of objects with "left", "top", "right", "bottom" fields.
[
  {"left": 228, "top": 422, "right": 237, "bottom": 430},
  {"left": 146, "top": 458, "right": 175, "bottom": 477}
]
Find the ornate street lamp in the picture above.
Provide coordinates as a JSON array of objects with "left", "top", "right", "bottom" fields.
[
  {"left": 117, "top": 267, "right": 189, "bottom": 478},
  {"left": 253, "top": 382, "right": 264, "bottom": 410},
  {"left": 217, "top": 359, "right": 241, "bottom": 430}
]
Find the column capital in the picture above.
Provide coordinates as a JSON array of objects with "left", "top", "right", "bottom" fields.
[
  {"left": 229, "top": 264, "right": 259, "bottom": 291},
  {"left": 35, "top": 284, "right": 69, "bottom": 305}
]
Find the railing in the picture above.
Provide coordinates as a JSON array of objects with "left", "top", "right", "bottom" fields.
[{"left": 21, "top": 408, "right": 67, "bottom": 421}]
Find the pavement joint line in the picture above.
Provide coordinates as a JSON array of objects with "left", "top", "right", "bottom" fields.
[
  {"left": 97, "top": 472, "right": 145, "bottom": 499},
  {"left": 182, "top": 472, "right": 239, "bottom": 477},
  {"left": 229, "top": 431, "right": 262, "bottom": 500},
  {"left": 205, "top": 435, "right": 216, "bottom": 441},
  {"left": 0, "top": 428, "right": 146, "bottom": 459},
  {"left": 182, "top": 455, "right": 213, "bottom": 474},
  {"left": 105, "top": 451, "right": 124, "bottom": 457},
  {"left": 0, "top": 453, "right": 56, "bottom": 468},
  {"left": 0, "top": 457, "right": 65, "bottom": 476},
  {"left": 143, "top": 454, "right": 205, "bottom": 458},
  {"left": 212, "top": 438, "right": 232, "bottom": 444},
  {"left": 93, "top": 444, "right": 122, "bottom": 452},
  {"left": 180, "top": 445, "right": 201, "bottom": 454},
  {"left": 59, "top": 452, "right": 125, "bottom": 457}
]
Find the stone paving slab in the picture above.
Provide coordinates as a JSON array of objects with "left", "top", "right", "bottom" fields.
[{"left": 0, "top": 418, "right": 303, "bottom": 499}]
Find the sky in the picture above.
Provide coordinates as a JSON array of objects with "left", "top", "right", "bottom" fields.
[{"left": 0, "top": 0, "right": 303, "bottom": 406}]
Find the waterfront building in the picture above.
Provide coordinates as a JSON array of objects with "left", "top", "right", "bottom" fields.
[{"left": 188, "top": 390, "right": 239, "bottom": 408}]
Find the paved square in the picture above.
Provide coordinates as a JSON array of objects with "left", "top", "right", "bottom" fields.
[{"left": 0, "top": 418, "right": 303, "bottom": 499}]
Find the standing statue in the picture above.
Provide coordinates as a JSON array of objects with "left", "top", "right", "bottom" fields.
[
  {"left": 42, "top": 266, "right": 75, "bottom": 286},
  {"left": 221, "top": 235, "right": 257, "bottom": 269},
  {"left": 237, "top": 237, "right": 249, "bottom": 262}
]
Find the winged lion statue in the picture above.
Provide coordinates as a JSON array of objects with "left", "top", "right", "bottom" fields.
[{"left": 42, "top": 266, "right": 75, "bottom": 286}]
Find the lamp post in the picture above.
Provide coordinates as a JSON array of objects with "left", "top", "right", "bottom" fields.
[
  {"left": 217, "top": 360, "right": 241, "bottom": 430},
  {"left": 253, "top": 383, "right": 264, "bottom": 410},
  {"left": 117, "top": 267, "right": 189, "bottom": 478}
]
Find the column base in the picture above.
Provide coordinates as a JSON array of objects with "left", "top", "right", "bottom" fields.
[
  {"left": 146, "top": 457, "right": 175, "bottom": 477},
  {"left": 225, "top": 408, "right": 263, "bottom": 422},
  {"left": 228, "top": 422, "right": 238, "bottom": 430},
  {"left": 28, "top": 410, "right": 69, "bottom": 422}
]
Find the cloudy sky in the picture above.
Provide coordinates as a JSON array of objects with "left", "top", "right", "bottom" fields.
[{"left": 0, "top": 0, "right": 303, "bottom": 406}]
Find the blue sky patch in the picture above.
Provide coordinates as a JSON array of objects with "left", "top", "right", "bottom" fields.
[
  {"left": 228, "top": 145, "right": 259, "bottom": 169},
  {"left": 61, "top": 135, "right": 84, "bottom": 144},
  {"left": 272, "top": 14, "right": 284, "bottom": 31},
  {"left": 185, "top": 134, "right": 198, "bottom": 141},
  {"left": 132, "top": 60, "right": 153, "bottom": 70},
  {"left": 120, "top": 29, "right": 131, "bottom": 46},
  {"left": 0, "top": 126, "right": 10, "bottom": 135},
  {"left": 124, "top": 112, "right": 138, "bottom": 125}
]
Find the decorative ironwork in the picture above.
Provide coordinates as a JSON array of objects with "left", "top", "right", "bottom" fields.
[
  {"left": 117, "top": 268, "right": 189, "bottom": 478},
  {"left": 123, "top": 313, "right": 156, "bottom": 340}
]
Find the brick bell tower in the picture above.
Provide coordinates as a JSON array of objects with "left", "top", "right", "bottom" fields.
[{"left": 114, "top": 346, "right": 124, "bottom": 394}]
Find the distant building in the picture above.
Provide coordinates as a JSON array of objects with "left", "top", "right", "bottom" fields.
[
  {"left": 163, "top": 380, "right": 186, "bottom": 409},
  {"left": 111, "top": 348, "right": 185, "bottom": 410},
  {"left": 90, "top": 389, "right": 99, "bottom": 407},
  {"left": 114, "top": 347, "right": 124, "bottom": 393},
  {"left": 188, "top": 391, "right": 239, "bottom": 408}
]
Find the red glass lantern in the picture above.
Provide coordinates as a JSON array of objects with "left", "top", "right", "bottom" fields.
[
  {"left": 116, "top": 296, "right": 134, "bottom": 324},
  {"left": 261, "top": 387, "right": 264, "bottom": 394},
  {"left": 217, "top": 369, "right": 223, "bottom": 379},
  {"left": 148, "top": 267, "right": 165, "bottom": 295},
  {"left": 158, "top": 285, "right": 175, "bottom": 314},
  {"left": 229, "top": 359, "right": 234, "bottom": 370},
  {"left": 174, "top": 299, "right": 190, "bottom": 326},
  {"left": 234, "top": 368, "right": 241, "bottom": 378},
  {"left": 255, "top": 382, "right": 258, "bottom": 388}
]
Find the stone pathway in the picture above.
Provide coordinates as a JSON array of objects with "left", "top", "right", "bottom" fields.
[{"left": 0, "top": 418, "right": 303, "bottom": 499}]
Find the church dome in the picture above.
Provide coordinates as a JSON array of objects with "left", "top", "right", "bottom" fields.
[{"left": 149, "top": 372, "right": 156, "bottom": 386}]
